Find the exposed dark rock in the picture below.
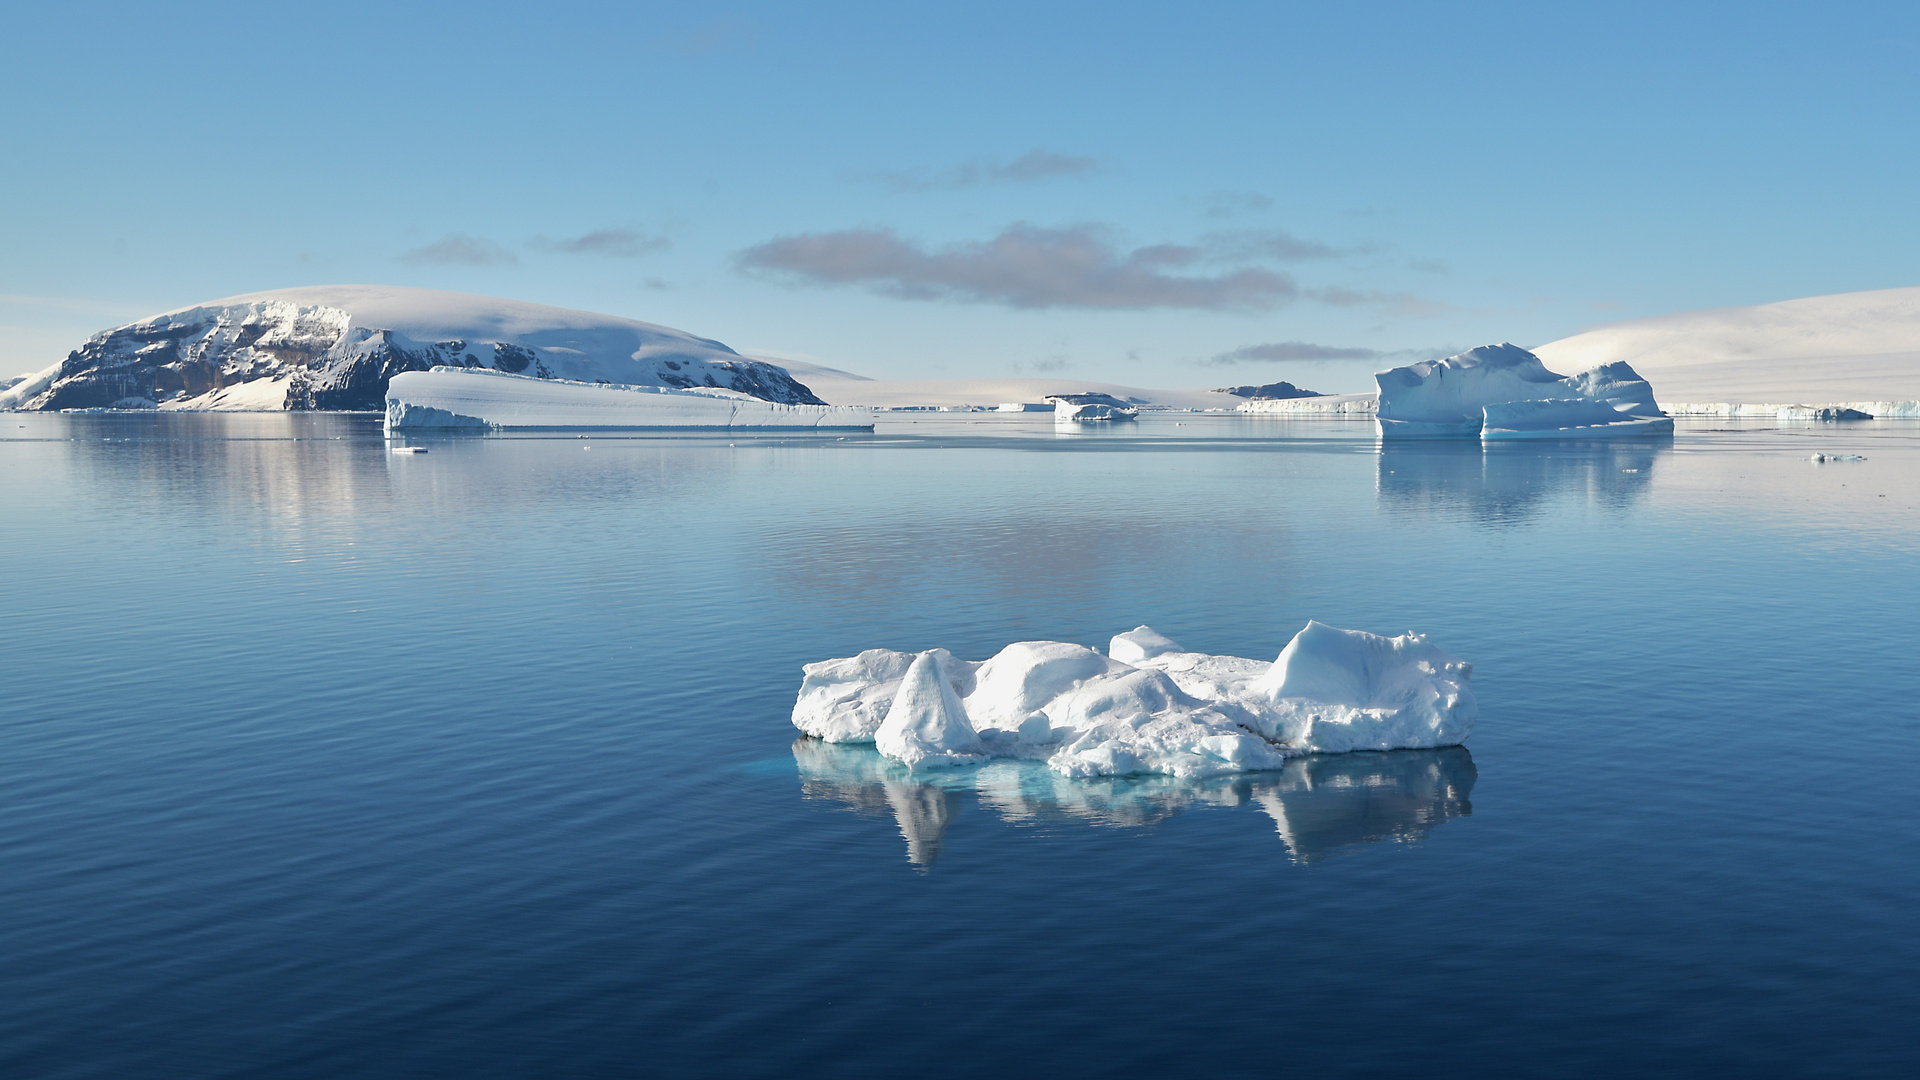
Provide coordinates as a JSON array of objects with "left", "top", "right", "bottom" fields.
[{"left": 1217, "top": 381, "right": 1323, "bottom": 400}]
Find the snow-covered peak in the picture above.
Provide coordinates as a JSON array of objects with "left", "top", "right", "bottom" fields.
[
  {"left": 4, "top": 285, "right": 822, "bottom": 412},
  {"left": 172, "top": 285, "right": 739, "bottom": 360}
]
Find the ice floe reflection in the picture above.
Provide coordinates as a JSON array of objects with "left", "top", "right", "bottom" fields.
[{"left": 794, "top": 737, "right": 1475, "bottom": 868}]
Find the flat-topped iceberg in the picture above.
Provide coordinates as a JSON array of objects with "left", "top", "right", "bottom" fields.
[
  {"left": 385, "top": 367, "right": 874, "bottom": 430},
  {"left": 1377, "top": 343, "right": 1672, "bottom": 439},
  {"left": 792, "top": 622, "right": 1476, "bottom": 778}
]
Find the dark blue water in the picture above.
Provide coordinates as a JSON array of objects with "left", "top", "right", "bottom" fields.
[{"left": 3, "top": 412, "right": 1916, "bottom": 1077}]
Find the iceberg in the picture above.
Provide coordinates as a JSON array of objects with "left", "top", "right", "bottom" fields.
[
  {"left": 1376, "top": 344, "right": 1671, "bottom": 439},
  {"left": 383, "top": 367, "right": 874, "bottom": 430},
  {"left": 791, "top": 622, "right": 1476, "bottom": 778},
  {"left": 1047, "top": 393, "right": 1140, "bottom": 421}
]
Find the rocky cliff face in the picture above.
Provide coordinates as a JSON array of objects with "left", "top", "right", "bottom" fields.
[{"left": 4, "top": 287, "right": 825, "bottom": 411}]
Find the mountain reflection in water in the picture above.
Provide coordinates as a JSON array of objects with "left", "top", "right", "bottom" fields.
[{"left": 794, "top": 737, "right": 1475, "bottom": 868}]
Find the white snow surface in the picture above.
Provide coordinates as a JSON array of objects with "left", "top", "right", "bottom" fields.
[
  {"left": 1375, "top": 343, "right": 1669, "bottom": 439},
  {"left": 383, "top": 367, "right": 874, "bottom": 430},
  {"left": 1534, "top": 285, "right": 1920, "bottom": 403},
  {"left": 792, "top": 622, "right": 1476, "bottom": 778}
]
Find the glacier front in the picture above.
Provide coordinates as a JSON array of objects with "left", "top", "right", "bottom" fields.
[
  {"left": 1376, "top": 343, "right": 1672, "bottom": 439},
  {"left": 384, "top": 367, "right": 874, "bottom": 430},
  {"left": 792, "top": 622, "right": 1476, "bottom": 778}
]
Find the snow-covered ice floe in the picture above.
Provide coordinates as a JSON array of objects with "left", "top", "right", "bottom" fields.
[
  {"left": 1376, "top": 343, "right": 1672, "bottom": 440},
  {"left": 384, "top": 367, "right": 874, "bottom": 431},
  {"left": 792, "top": 622, "right": 1475, "bottom": 778}
]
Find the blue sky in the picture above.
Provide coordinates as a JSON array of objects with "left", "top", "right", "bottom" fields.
[{"left": 3, "top": 1, "right": 1916, "bottom": 390}]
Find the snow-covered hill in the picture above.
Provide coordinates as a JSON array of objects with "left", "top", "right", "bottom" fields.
[
  {"left": 1534, "top": 285, "right": 1920, "bottom": 403},
  {"left": 0, "top": 285, "right": 823, "bottom": 411}
]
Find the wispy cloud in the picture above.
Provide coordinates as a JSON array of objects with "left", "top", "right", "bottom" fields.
[
  {"left": 862, "top": 150, "right": 1101, "bottom": 192},
  {"left": 527, "top": 228, "right": 669, "bottom": 258},
  {"left": 1202, "top": 228, "right": 1343, "bottom": 262},
  {"left": 1204, "top": 191, "right": 1274, "bottom": 218},
  {"left": 397, "top": 234, "right": 517, "bottom": 266},
  {"left": 1309, "top": 286, "right": 1446, "bottom": 315},
  {"left": 1205, "top": 341, "right": 1456, "bottom": 366},
  {"left": 736, "top": 224, "right": 1300, "bottom": 311}
]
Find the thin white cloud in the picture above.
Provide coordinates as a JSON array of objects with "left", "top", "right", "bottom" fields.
[
  {"left": 861, "top": 150, "right": 1102, "bottom": 192},
  {"left": 397, "top": 234, "right": 517, "bottom": 266},
  {"left": 528, "top": 228, "right": 669, "bottom": 258},
  {"left": 1204, "top": 191, "right": 1274, "bottom": 218},
  {"left": 1205, "top": 341, "right": 1456, "bottom": 366}
]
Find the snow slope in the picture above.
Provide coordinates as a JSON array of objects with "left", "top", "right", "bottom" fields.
[
  {"left": 1534, "top": 285, "right": 1920, "bottom": 403},
  {"left": 1, "top": 286, "right": 823, "bottom": 412}
]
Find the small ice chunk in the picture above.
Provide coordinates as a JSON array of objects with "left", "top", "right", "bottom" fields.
[
  {"left": 1809, "top": 453, "right": 1866, "bottom": 462},
  {"left": 875, "top": 651, "right": 987, "bottom": 769},
  {"left": 1108, "top": 625, "right": 1184, "bottom": 664}
]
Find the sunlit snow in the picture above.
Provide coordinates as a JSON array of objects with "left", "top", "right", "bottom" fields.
[{"left": 793, "top": 622, "right": 1476, "bottom": 778}]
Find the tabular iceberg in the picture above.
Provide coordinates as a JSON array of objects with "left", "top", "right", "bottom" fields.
[
  {"left": 792, "top": 622, "right": 1476, "bottom": 778},
  {"left": 384, "top": 367, "right": 874, "bottom": 430},
  {"left": 1377, "top": 343, "right": 1672, "bottom": 439}
]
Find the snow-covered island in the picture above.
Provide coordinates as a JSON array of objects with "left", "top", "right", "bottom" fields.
[
  {"left": 793, "top": 622, "right": 1475, "bottom": 778},
  {"left": 0, "top": 285, "right": 825, "bottom": 413}
]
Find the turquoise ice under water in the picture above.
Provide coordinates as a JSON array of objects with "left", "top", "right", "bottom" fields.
[{"left": 3, "top": 412, "right": 1918, "bottom": 1077}]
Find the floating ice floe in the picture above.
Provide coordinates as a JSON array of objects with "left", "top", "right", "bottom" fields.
[
  {"left": 792, "top": 622, "right": 1476, "bottom": 778},
  {"left": 1376, "top": 343, "right": 1672, "bottom": 440},
  {"left": 1809, "top": 453, "right": 1866, "bottom": 462}
]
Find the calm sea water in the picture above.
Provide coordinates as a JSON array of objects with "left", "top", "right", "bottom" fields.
[{"left": 3, "top": 412, "right": 1917, "bottom": 1077}]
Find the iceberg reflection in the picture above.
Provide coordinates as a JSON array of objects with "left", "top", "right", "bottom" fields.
[
  {"left": 794, "top": 737, "right": 1474, "bottom": 867},
  {"left": 1376, "top": 440, "right": 1665, "bottom": 525}
]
